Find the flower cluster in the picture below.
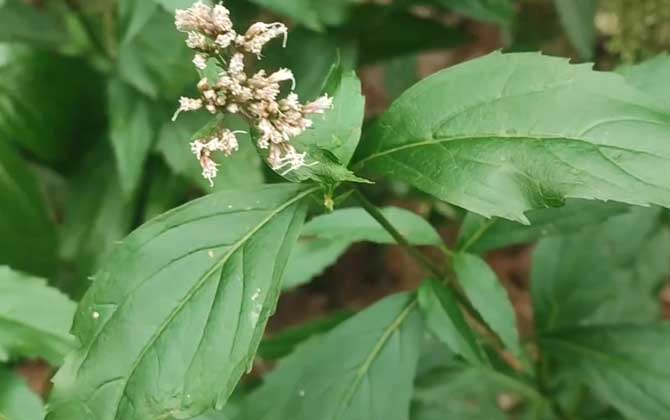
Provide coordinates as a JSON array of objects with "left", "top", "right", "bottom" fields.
[{"left": 173, "top": 1, "right": 333, "bottom": 185}]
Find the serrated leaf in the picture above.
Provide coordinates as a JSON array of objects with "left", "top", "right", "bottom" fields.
[
  {"left": 108, "top": 78, "right": 156, "bottom": 197},
  {"left": 284, "top": 206, "right": 442, "bottom": 289},
  {"left": 553, "top": 0, "right": 598, "bottom": 60},
  {"left": 157, "top": 114, "right": 264, "bottom": 191},
  {"left": 453, "top": 253, "right": 521, "bottom": 356},
  {"left": 531, "top": 206, "right": 669, "bottom": 332},
  {"left": 0, "top": 267, "right": 76, "bottom": 364},
  {"left": 236, "top": 293, "right": 423, "bottom": 420},
  {"left": 541, "top": 324, "right": 670, "bottom": 420},
  {"left": 618, "top": 54, "right": 670, "bottom": 105},
  {"left": 457, "top": 200, "right": 631, "bottom": 253},
  {"left": 355, "top": 52, "right": 670, "bottom": 223},
  {"left": 0, "top": 141, "right": 57, "bottom": 277},
  {"left": 0, "top": 368, "right": 44, "bottom": 420},
  {"left": 433, "top": 0, "right": 515, "bottom": 25},
  {"left": 47, "top": 184, "right": 315, "bottom": 420},
  {"left": 418, "top": 278, "right": 487, "bottom": 365}
]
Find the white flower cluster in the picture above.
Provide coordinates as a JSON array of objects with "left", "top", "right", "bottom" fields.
[{"left": 173, "top": 1, "right": 333, "bottom": 185}]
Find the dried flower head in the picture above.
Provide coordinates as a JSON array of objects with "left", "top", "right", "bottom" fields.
[{"left": 172, "top": 1, "right": 333, "bottom": 185}]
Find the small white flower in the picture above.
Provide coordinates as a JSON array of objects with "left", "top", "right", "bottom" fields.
[
  {"left": 268, "top": 68, "right": 295, "bottom": 90},
  {"left": 304, "top": 95, "right": 333, "bottom": 114},
  {"left": 212, "top": 4, "right": 233, "bottom": 31},
  {"left": 200, "top": 155, "right": 219, "bottom": 186},
  {"left": 215, "top": 32, "right": 236, "bottom": 49},
  {"left": 172, "top": 97, "right": 203, "bottom": 121},
  {"left": 193, "top": 53, "right": 208, "bottom": 70},
  {"left": 229, "top": 53, "right": 245, "bottom": 74},
  {"left": 186, "top": 32, "right": 207, "bottom": 49}
]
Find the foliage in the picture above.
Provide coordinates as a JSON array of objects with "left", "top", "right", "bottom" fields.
[{"left": 0, "top": 1, "right": 669, "bottom": 420}]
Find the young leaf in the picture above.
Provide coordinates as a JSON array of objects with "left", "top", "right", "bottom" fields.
[
  {"left": 236, "top": 293, "right": 423, "bottom": 420},
  {"left": 355, "top": 52, "right": 670, "bottom": 223},
  {"left": 47, "top": 184, "right": 315, "bottom": 420},
  {"left": 553, "top": 0, "right": 598, "bottom": 60},
  {"left": 457, "top": 200, "right": 631, "bottom": 253},
  {"left": 418, "top": 278, "right": 487, "bottom": 365},
  {"left": 284, "top": 206, "right": 442, "bottom": 289},
  {"left": 0, "top": 267, "right": 76, "bottom": 365},
  {"left": 453, "top": 253, "right": 521, "bottom": 356},
  {"left": 433, "top": 0, "right": 515, "bottom": 25},
  {"left": 532, "top": 206, "right": 668, "bottom": 332},
  {"left": 157, "top": 114, "right": 265, "bottom": 191},
  {"left": 108, "top": 78, "right": 156, "bottom": 197},
  {"left": 0, "top": 368, "right": 44, "bottom": 420},
  {"left": 0, "top": 141, "right": 57, "bottom": 277},
  {"left": 541, "top": 324, "right": 670, "bottom": 420}
]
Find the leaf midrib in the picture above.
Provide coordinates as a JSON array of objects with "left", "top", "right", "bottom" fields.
[{"left": 109, "top": 186, "right": 318, "bottom": 420}]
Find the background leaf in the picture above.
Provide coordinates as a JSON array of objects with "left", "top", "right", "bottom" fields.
[
  {"left": 355, "top": 52, "right": 670, "bottom": 223},
  {"left": 0, "top": 141, "right": 57, "bottom": 276},
  {"left": 553, "top": 0, "right": 598, "bottom": 60},
  {"left": 236, "top": 293, "right": 423, "bottom": 420},
  {"left": 0, "top": 267, "right": 76, "bottom": 364},
  {"left": 0, "top": 368, "right": 44, "bottom": 420},
  {"left": 0, "top": 0, "right": 66, "bottom": 47},
  {"left": 542, "top": 324, "right": 670, "bottom": 420},
  {"left": 432, "top": 0, "right": 515, "bottom": 25},
  {"left": 47, "top": 184, "right": 313, "bottom": 420}
]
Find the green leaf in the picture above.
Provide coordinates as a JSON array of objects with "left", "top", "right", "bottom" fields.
[
  {"left": 274, "top": 65, "right": 366, "bottom": 185},
  {"left": 157, "top": 114, "right": 265, "bottom": 192},
  {"left": 0, "top": 267, "right": 76, "bottom": 364},
  {"left": 0, "top": 368, "right": 44, "bottom": 420},
  {"left": 418, "top": 278, "right": 487, "bottom": 365},
  {"left": 355, "top": 52, "right": 670, "bottom": 223},
  {"left": 619, "top": 54, "right": 670, "bottom": 105},
  {"left": 237, "top": 293, "right": 423, "bottom": 420},
  {"left": 0, "top": 0, "right": 66, "bottom": 47},
  {"left": 0, "top": 45, "right": 104, "bottom": 163},
  {"left": 553, "top": 0, "right": 598, "bottom": 60},
  {"left": 457, "top": 200, "right": 631, "bottom": 253},
  {"left": 384, "top": 55, "right": 419, "bottom": 102},
  {"left": 247, "top": 0, "right": 359, "bottom": 31},
  {"left": 0, "top": 141, "right": 57, "bottom": 277},
  {"left": 284, "top": 206, "right": 442, "bottom": 289},
  {"left": 432, "top": 0, "right": 515, "bottom": 25},
  {"left": 541, "top": 324, "right": 670, "bottom": 420},
  {"left": 108, "top": 78, "right": 156, "bottom": 197},
  {"left": 453, "top": 253, "right": 521, "bottom": 356},
  {"left": 531, "top": 206, "right": 669, "bottom": 332},
  {"left": 47, "top": 184, "right": 314, "bottom": 420},
  {"left": 117, "top": 0, "right": 195, "bottom": 99}
]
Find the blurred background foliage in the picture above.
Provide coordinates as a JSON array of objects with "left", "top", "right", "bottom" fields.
[{"left": 0, "top": 0, "right": 669, "bottom": 419}]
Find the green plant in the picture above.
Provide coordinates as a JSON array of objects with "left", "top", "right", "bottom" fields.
[{"left": 0, "top": 1, "right": 669, "bottom": 420}]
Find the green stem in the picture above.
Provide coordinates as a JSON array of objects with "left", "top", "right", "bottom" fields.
[{"left": 459, "top": 218, "right": 497, "bottom": 252}]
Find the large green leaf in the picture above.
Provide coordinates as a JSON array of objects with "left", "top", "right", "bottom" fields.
[
  {"left": 157, "top": 114, "right": 264, "bottom": 192},
  {"left": 108, "top": 78, "right": 157, "bottom": 197},
  {"left": 0, "top": 141, "right": 57, "bottom": 276},
  {"left": 418, "top": 278, "right": 487, "bottom": 365},
  {"left": 542, "top": 324, "right": 670, "bottom": 420},
  {"left": 355, "top": 52, "right": 670, "bottom": 223},
  {"left": 0, "top": 45, "right": 103, "bottom": 163},
  {"left": 284, "top": 206, "right": 442, "bottom": 289},
  {"left": 457, "top": 200, "right": 631, "bottom": 253},
  {"left": 619, "top": 54, "right": 670, "bottom": 105},
  {"left": 0, "top": 267, "right": 76, "bottom": 364},
  {"left": 0, "top": 368, "right": 44, "bottom": 420},
  {"left": 47, "top": 184, "right": 315, "bottom": 420},
  {"left": 453, "top": 253, "right": 521, "bottom": 356},
  {"left": 553, "top": 0, "right": 598, "bottom": 60},
  {"left": 236, "top": 293, "right": 423, "bottom": 420},
  {"left": 433, "top": 0, "right": 515, "bottom": 25},
  {"left": 531, "top": 206, "right": 669, "bottom": 332}
]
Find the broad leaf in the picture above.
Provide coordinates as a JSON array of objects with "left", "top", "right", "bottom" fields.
[
  {"left": 532, "top": 206, "right": 669, "bottom": 332},
  {"left": 47, "top": 184, "right": 315, "bottom": 420},
  {"left": 619, "top": 54, "right": 670, "bottom": 105},
  {"left": 0, "top": 368, "right": 44, "bottom": 420},
  {"left": 433, "top": 0, "right": 515, "bottom": 25},
  {"left": 355, "top": 52, "right": 670, "bottom": 223},
  {"left": 542, "top": 324, "right": 670, "bottom": 420},
  {"left": 0, "top": 267, "right": 76, "bottom": 364},
  {"left": 237, "top": 293, "right": 423, "bottom": 420},
  {"left": 453, "top": 253, "right": 521, "bottom": 356},
  {"left": 418, "top": 278, "right": 487, "bottom": 365},
  {"left": 457, "top": 200, "right": 631, "bottom": 253},
  {"left": 553, "top": 0, "right": 598, "bottom": 60},
  {"left": 284, "top": 206, "right": 442, "bottom": 289},
  {"left": 108, "top": 78, "right": 156, "bottom": 197},
  {"left": 0, "top": 0, "right": 66, "bottom": 47},
  {"left": 0, "top": 141, "right": 57, "bottom": 276},
  {"left": 157, "top": 114, "right": 264, "bottom": 192}
]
